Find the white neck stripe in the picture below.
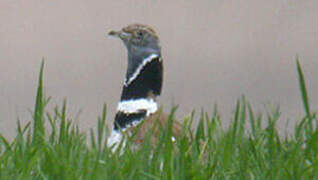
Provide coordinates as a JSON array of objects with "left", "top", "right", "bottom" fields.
[
  {"left": 117, "top": 98, "right": 158, "bottom": 116},
  {"left": 124, "top": 54, "right": 159, "bottom": 86}
]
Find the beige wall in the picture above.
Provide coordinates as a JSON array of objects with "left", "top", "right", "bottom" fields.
[{"left": 1, "top": 0, "right": 318, "bottom": 137}]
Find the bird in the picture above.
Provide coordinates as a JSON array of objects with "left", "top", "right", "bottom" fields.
[{"left": 107, "top": 24, "right": 181, "bottom": 151}]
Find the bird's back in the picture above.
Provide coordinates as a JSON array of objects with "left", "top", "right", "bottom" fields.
[{"left": 127, "top": 109, "right": 181, "bottom": 146}]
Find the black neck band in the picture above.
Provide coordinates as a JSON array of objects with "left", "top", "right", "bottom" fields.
[
  {"left": 114, "top": 56, "right": 163, "bottom": 130},
  {"left": 120, "top": 56, "right": 163, "bottom": 101}
]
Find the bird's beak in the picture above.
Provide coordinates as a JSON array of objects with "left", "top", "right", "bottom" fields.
[{"left": 108, "top": 30, "right": 131, "bottom": 40}]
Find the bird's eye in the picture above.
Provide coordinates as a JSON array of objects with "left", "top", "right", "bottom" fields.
[{"left": 136, "top": 31, "right": 144, "bottom": 37}]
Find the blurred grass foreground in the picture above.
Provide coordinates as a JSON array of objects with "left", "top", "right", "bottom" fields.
[{"left": 0, "top": 58, "right": 317, "bottom": 179}]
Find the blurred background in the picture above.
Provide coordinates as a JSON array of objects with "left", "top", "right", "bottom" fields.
[{"left": 1, "top": 0, "right": 318, "bottom": 138}]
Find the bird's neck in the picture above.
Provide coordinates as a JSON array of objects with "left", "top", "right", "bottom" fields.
[
  {"left": 126, "top": 47, "right": 161, "bottom": 82},
  {"left": 114, "top": 53, "right": 163, "bottom": 131}
]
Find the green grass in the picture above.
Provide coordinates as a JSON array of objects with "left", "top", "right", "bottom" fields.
[{"left": 0, "top": 58, "right": 318, "bottom": 179}]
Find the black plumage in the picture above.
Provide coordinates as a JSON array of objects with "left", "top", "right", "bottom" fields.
[{"left": 120, "top": 57, "right": 163, "bottom": 101}]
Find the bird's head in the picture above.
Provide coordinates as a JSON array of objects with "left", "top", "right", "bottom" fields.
[{"left": 109, "top": 24, "right": 161, "bottom": 56}]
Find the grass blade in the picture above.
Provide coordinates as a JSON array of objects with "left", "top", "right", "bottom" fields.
[
  {"left": 296, "top": 57, "right": 311, "bottom": 118},
  {"left": 32, "top": 59, "right": 45, "bottom": 144}
]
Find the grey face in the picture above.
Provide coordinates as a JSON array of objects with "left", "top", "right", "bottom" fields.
[
  {"left": 109, "top": 24, "right": 161, "bottom": 56},
  {"left": 109, "top": 24, "right": 162, "bottom": 83}
]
